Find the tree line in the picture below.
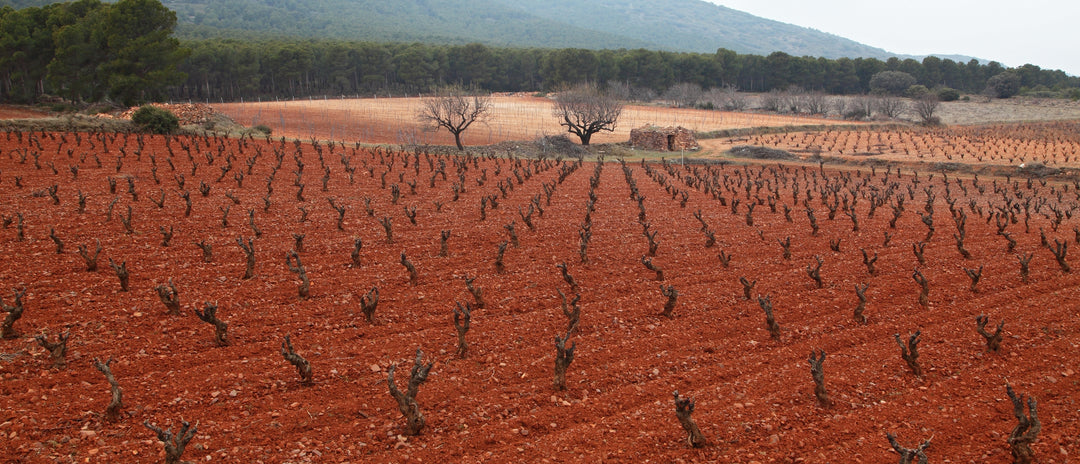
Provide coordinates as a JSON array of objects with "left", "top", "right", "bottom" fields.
[
  {"left": 0, "top": 0, "right": 188, "bottom": 105},
  {"left": 3, "top": 0, "right": 1078, "bottom": 105},
  {"left": 159, "top": 40, "right": 1080, "bottom": 103}
]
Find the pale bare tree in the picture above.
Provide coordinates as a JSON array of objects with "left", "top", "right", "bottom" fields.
[
  {"left": 417, "top": 88, "right": 491, "bottom": 150},
  {"left": 721, "top": 85, "right": 749, "bottom": 111},
  {"left": 759, "top": 89, "right": 784, "bottom": 112},
  {"left": 663, "top": 82, "right": 703, "bottom": 108},
  {"left": 875, "top": 95, "right": 908, "bottom": 119},
  {"left": 913, "top": 93, "right": 941, "bottom": 125},
  {"left": 804, "top": 91, "right": 829, "bottom": 115},
  {"left": 830, "top": 96, "right": 849, "bottom": 117},
  {"left": 553, "top": 83, "right": 623, "bottom": 146}
]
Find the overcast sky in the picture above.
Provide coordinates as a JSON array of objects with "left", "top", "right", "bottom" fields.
[{"left": 707, "top": 0, "right": 1080, "bottom": 76}]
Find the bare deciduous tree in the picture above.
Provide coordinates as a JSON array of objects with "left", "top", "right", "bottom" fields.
[
  {"left": 662, "top": 82, "right": 703, "bottom": 108},
  {"left": 913, "top": 93, "right": 941, "bottom": 125},
  {"left": 721, "top": 85, "right": 748, "bottom": 111},
  {"left": 553, "top": 83, "right": 623, "bottom": 146},
  {"left": 875, "top": 95, "right": 907, "bottom": 118},
  {"left": 417, "top": 89, "right": 491, "bottom": 150}
]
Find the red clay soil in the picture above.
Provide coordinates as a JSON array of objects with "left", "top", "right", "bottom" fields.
[{"left": 0, "top": 131, "right": 1078, "bottom": 463}]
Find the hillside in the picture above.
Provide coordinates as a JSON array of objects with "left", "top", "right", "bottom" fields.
[
  {"left": 164, "top": 0, "right": 659, "bottom": 50},
  {"left": 2, "top": 0, "right": 964, "bottom": 61},
  {"left": 496, "top": 0, "right": 893, "bottom": 59}
]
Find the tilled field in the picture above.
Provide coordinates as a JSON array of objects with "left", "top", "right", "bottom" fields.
[
  {"left": 0, "top": 130, "right": 1077, "bottom": 463},
  {"left": 212, "top": 96, "right": 848, "bottom": 147}
]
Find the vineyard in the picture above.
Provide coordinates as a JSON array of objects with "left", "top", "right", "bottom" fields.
[
  {"left": 0, "top": 128, "right": 1078, "bottom": 464},
  {"left": 722, "top": 121, "right": 1080, "bottom": 170}
]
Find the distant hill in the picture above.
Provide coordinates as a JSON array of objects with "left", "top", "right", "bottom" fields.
[
  {"left": 494, "top": 0, "right": 894, "bottom": 59},
  {"left": 1, "top": 0, "right": 977, "bottom": 62}
]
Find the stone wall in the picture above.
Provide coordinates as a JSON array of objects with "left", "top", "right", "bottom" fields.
[{"left": 629, "top": 126, "right": 699, "bottom": 151}]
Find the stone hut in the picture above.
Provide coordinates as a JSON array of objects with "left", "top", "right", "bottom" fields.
[{"left": 629, "top": 126, "right": 699, "bottom": 152}]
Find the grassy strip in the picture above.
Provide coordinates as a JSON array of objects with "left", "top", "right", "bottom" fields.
[
  {"left": 695, "top": 122, "right": 908, "bottom": 140},
  {"left": 0, "top": 115, "right": 135, "bottom": 133}
]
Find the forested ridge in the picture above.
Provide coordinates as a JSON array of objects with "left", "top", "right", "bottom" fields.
[
  {"left": 5, "top": 0, "right": 895, "bottom": 59},
  {"left": 2, "top": 0, "right": 1078, "bottom": 106},
  {"left": 173, "top": 39, "right": 1078, "bottom": 103}
]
